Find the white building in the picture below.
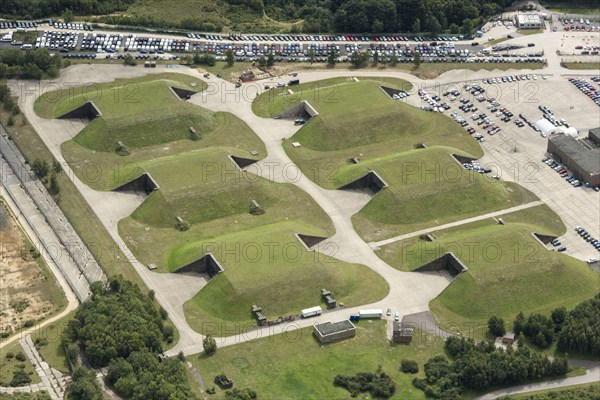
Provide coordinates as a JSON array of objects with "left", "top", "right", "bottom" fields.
[{"left": 517, "top": 14, "right": 542, "bottom": 29}]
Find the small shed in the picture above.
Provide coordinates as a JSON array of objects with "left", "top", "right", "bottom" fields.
[
  {"left": 502, "top": 332, "right": 516, "bottom": 345},
  {"left": 392, "top": 322, "right": 414, "bottom": 344}
]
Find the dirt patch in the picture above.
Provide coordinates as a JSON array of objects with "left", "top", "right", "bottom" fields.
[{"left": 0, "top": 200, "right": 65, "bottom": 336}]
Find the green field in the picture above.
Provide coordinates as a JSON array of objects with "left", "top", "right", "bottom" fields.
[
  {"left": 376, "top": 205, "right": 599, "bottom": 339},
  {"left": 498, "top": 382, "right": 600, "bottom": 399},
  {"left": 0, "top": 342, "right": 40, "bottom": 387},
  {"left": 191, "top": 320, "right": 445, "bottom": 399},
  {"left": 29, "top": 310, "right": 77, "bottom": 373},
  {"left": 562, "top": 63, "right": 600, "bottom": 70}
]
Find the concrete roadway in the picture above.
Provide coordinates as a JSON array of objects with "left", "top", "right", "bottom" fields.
[{"left": 475, "top": 361, "right": 600, "bottom": 399}]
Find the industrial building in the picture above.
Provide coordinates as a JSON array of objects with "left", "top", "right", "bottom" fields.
[
  {"left": 547, "top": 129, "right": 600, "bottom": 187},
  {"left": 313, "top": 320, "right": 356, "bottom": 344},
  {"left": 516, "top": 13, "right": 542, "bottom": 29}
]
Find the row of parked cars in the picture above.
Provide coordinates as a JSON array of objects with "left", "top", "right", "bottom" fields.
[
  {"left": 125, "top": 35, "right": 191, "bottom": 53},
  {"left": 208, "top": 34, "right": 465, "bottom": 43},
  {"left": 482, "top": 74, "right": 540, "bottom": 85},
  {"left": 543, "top": 157, "right": 583, "bottom": 188},
  {"left": 568, "top": 78, "right": 600, "bottom": 107},
  {"left": 574, "top": 227, "right": 600, "bottom": 254},
  {"left": 549, "top": 238, "right": 567, "bottom": 252},
  {"left": 538, "top": 104, "right": 571, "bottom": 129},
  {"left": 48, "top": 20, "right": 93, "bottom": 31},
  {"left": 0, "top": 21, "right": 37, "bottom": 30}
]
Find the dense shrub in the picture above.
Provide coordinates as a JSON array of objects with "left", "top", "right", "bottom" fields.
[{"left": 400, "top": 359, "right": 419, "bottom": 374}]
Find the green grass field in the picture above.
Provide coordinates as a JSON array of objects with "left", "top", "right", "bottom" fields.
[
  {"left": 191, "top": 320, "right": 444, "bottom": 399},
  {"left": 0, "top": 342, "right": 41, "bottom": 387},
  {"left": 29, "top": 310, "right": 77, "bottom": 373},
  {"left": 121, "top": 0, "right": 299, "bottom": 33},
  {"left": 562, "top": 63, "right": 600, "bottom": 70},
  {"left": 376, "top": 205, "right": 599, "bottom": 339}
]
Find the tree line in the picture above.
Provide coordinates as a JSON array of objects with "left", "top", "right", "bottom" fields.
[
  {"left": 0, "top": 48, "right": 62, "bottom": 80},
  {"left": 488, "top": 294, "right": 600, "bottom": 355},
  {"left": 62, "top": 276, "right": 195, "bottom": 400},
  {"left": 4, "top": 0, "right": 515, "bottom": 34},
  {"left": 413, "top": 336, "right": 569, "bottom": 399}
]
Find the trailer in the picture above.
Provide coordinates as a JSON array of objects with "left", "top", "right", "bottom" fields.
[
  {"left": 301, "top": 306, "right": 322, "bottom": 318},
  {"left": 359, "top": 309, "right": 383, "bottom": 319}
]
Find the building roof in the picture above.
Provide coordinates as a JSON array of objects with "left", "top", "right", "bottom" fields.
[
  {"left": 535, "top": 118, "right": 556, "bottom": 135},
  {"left": 314, "top": 320, "right": 356, "bottom": 336},
  {"left": 503, "top": 332, "right": 515, "bottom": 340},
  {"left": 549, "top": 133, "right": 600, "bottom": 175},
  {"left": 393, "top": 321, "right": 414, "bottom": 335},
  {"left": 517, "top": 14, "right": 541, "bottom": 24}
]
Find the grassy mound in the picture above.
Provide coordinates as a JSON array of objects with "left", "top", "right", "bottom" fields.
[
  {"left": 347, "top": 147, "right": 537, "bottom": 241},
  {"left": 182, "top": 224, "right": 389, "bottom": 335},
  {"left": 34, "top": 74, "right": 210, "bottom": 152},
  {"left": 376, "top": 205, "right": 599, "bottom": 339}
]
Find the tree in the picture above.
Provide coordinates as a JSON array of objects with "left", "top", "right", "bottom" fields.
[
  {"left": 350, "top": 52, "right": 369, "bottom": 69},
  {"left": 52, "top": 160, "right": 62, "bottom": 173},
  {"left": 225, "top": 48, "right": 234, "bottom": 67},
  {"left": 412, "top": 18, "right": 421, "bottom": 33},
  {"left": 449, "top": 23, "right": 460, "bottom": 34},
  {"left": 462, "top": 18, "right": 474, "bottom": 35},
  {"left": 62, "top": 8, "right": 74, "bottom": 23},
  {"left": 413, "top": 52, "right": 421, "bottom": 69},
  {"left": 266, "top": 52, "right": 275, "bottom": 67},
  {"left": 551, "top": 307, "right": 567, "bottom": 330},
  {"left": 203, "top": 334, "right": 217, "bottom": 355},
  {"left": 32, "top": 159, "right": 49, "bottom": 179},
  {"left": 49, "top": 173, "right": 60, "bottom": 195},
  {"left": 66, "top": 367, "right": 103, "bottom": 400},
  {"left": 327, "top": 50, "right": 337, "bottom": 67},
  {"left": 400, "top": 359, "right": 419, "bottom": 374},
  {"left": 258, "top": 56, "right": 267, "bottom": 67},
  {"left": 488, "top": 315, "right": 506, "bottom": 337},
  {"left": 123, "top": 53, "right": 136, "bottom": 66},
  {"left": 389, "top": 53, "right": 398, "bottom": 67},
  {"left": 372, "top": 50, "right": 379, "bottom": 66},
  {"left": 307, "top": 48, "right": 316, "bottom": 64},
  {"left": 429, "top": 16, "right": 442, "bottom": 36},
  {"left": 10, "top": 370, "right": 31, "bottom": 387}
]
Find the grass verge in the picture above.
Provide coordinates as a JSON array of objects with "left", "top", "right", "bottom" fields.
[{"left": 191, "top": 320, "right": 444, "bottom": 399}]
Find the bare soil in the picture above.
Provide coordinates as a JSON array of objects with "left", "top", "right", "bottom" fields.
[{"left": 0, "top": 200, "right": 66, "bottom": 336}]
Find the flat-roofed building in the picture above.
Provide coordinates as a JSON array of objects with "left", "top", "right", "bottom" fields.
[
  {"left": 313, "top": 320, "right": 356, "bottom": 344},
  {"left": 547, "top": 132, "right": 600, "bottom": 187},
  {"left": 517, "top": 13, "right": 542, "bottom": 29}
]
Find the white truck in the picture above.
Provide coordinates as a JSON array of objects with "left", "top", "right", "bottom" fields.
[
  {"left": 359, "top": 309, "right": 383, "bottom": 319},
  {"left": 301, "top": 306, "right": 322, "bottom": 318}
]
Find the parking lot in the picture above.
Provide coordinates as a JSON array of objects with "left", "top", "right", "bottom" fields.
[{"left": 410, "top": 72, "right": 600, "bottom": 262}]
